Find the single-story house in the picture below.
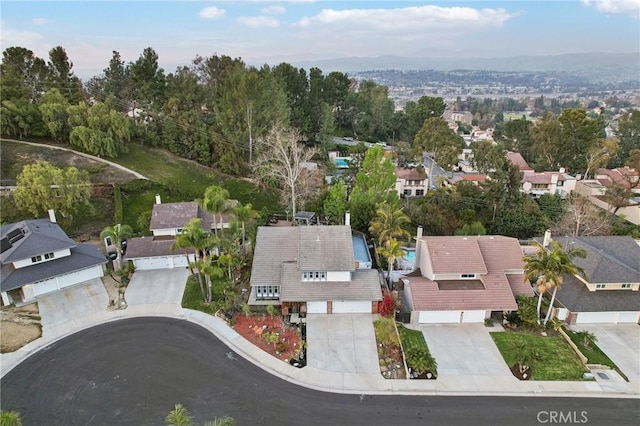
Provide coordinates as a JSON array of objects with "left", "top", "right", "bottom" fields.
[
  {"left": 537, "top": 236, "right": 640, "bottom": 324},
  {"left": 249, "top": 224, "right": 382, "bottom": 316},
  {"left": 1, "top": 213, "right": 106, "bottom": 305},
  {"left": 124, "top": 195, "right": 231, "bottom": 270},
  {"left": 402, "top": 234, "right": 532, "bottom": 324}
]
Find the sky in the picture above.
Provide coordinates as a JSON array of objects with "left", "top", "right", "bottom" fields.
[{"left": 1, "top": 0, "right": 639, "bottom": 79}]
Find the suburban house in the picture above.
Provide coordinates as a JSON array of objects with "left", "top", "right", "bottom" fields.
[
  {"left": 395, "top": 167, "right": 428, "bottom": 197},
  {"left": 401, "top": 233, "right": 533, "bottom": 324},
  {"left": 124, "top": 195, "right": 233, "bottom": 270},
  {"left": 537, "top": 236, "right": 640, "bottom": 324},
  {"left": 506, "top": 151, "right": 534, "bottom": 172},
  {"left": 595, "top": 167, "right": 640, "bottom": 192},
  {"left": 1, "top": 212, "right": 106, "bottom": 306},
  {"left": 249, "top": 223, "right": 382, "bottom": 316},
  {"left": 520, "top": 169, "right": 577, "bottom": 198},
  {"left": 575, "top": 179, "right": 640, "bottom": 225}
]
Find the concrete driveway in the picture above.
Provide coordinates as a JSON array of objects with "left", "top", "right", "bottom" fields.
[
  {"left": 37, "top": 278, "right": 108, "bottom": 331},
  {"left": 306, "top": 314, "right": 380, "bottom": 374},
  {"left": 420, "top": 324, "right": 512, "bottom": 377},
  {"left": 125, "top": 268, "right": 189, "bottom": 305},
  {"left": 577, "top": 324, "right": 640, "bottom": 383}
]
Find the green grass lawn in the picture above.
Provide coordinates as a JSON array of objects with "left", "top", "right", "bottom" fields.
[
  {"left": 491, "top": 331, "right": 589, "bottom": 381},
  {"left": 397, "top": 323, "right": 428, "bottom": 349},
  {"left": 115, "top": 144, "right": 280, "bottom": 211},
  {"left": 181, "top": 275, "right": 219, "bottom": 315},
  {"left": 563, "top": 328, "right": 618, "bottom": 369},
  {"left": 397, "top": 323, "right": 438, "bottom": 376}
]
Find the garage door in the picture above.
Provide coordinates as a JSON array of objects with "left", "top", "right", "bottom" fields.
[
  {"left": 172, "top": 255, "right": 190, "bottom": 268},
  {"left": 306, "top": 301, "right": 328, "bottom": 314},
  {"left": 33, "top": 278, "right": 58, "bottom": 296},
  {"left": 58, "top": 267, "right": 101, "bottom": 289},
  {"left": 461, "top": 310, "right": 486, "bottom": 323},
  {"left": 419, "top": 310, "right": 461, "bottom": 324},
  {"left": 576, "top": 312, "right": 618, "bottom": 324},
  {"left": 618, "top": 312, "right": 640, "bottom": 323},
  {"left": 332, "top": 300, "right": 372, "bottom": 314},
  {"left": 133, "top": 257, "right": 171, "bottom": 270}
]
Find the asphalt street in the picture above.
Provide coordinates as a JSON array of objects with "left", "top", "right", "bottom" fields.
[{"left": 2, "top": 317, "right": 638, "bottom": 426}]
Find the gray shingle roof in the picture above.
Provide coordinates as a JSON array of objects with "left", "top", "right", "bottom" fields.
[
  {"left": 280, "top": 263, "right": 381, "bottom": 302},
  {"left": 123, "top": 236, "right": 194, "bottom": 259},
  {"left": 1, "top": 244, "right": 106, "bottom": 292},
  {"left": 150, "top": 202, "right": 212, "bottom": 230},
  {"left": 541, "top": 236, "right": 640, "bottom": 284},
  {"left": 298, "top": 225, "right": 355, "bottom": 271},
  {"left": 1, "top": 219, "right": 76, "bottom": 264},
  {"left": 555, "top": 275, "right": 640, "bottom": 312},
  {"left": 250, "top": 227, "right": 299, "bottom": 286}
]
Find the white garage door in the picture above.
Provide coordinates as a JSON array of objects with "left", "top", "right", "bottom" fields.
[
  {"left": 461, "top": 310, "right": 486, "bottom": 323},
  {"left": 419, "top": 310, "right": 461, "bottom": 324},
  {"left": 58, "top": 267, "right": 101, "bottom": 289},
  {"left": 307, "top": 301, "right": 328, "bottom": 314},
  {"left": 576, "top": 312, "right": 618, "bottom": 324},
  {"left": 618, "top": 312, "right": 640, "bottom": 323},
  {"left": 332, "top": 300, "right": 371, "bottom": 314},
  {"left": 577, "top": 311, "right": 640, "bottom": 324},
  {"left": 172, "top": 255, "right": 190, "bottom": 268},
  {"left": 133, "top": 257, "right": 171, "bottom": 270},
  {"left": 33, "top": 278, "right": 58, "bottom": 296}
]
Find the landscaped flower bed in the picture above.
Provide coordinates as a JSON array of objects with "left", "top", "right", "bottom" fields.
[
  {"left": 373, "top": 317, "right": 406, "bottom": 379},
  {"left": 233, "top": 313, "right": 302, "bottom": 362},
  {"left": 397, "top": 323, "right": 437, "bottom": 379}
]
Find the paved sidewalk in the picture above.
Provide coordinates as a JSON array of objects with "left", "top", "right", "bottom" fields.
[{"left": 2, "top": 304, "right": 638, "bottom": 398}]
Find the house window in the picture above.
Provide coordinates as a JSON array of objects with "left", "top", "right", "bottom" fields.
[
  {"left": 255, "top": 285, "right": 280, "bottom": 300},
  {"left": 596, "top": 284, "right": 606, "bottom": 289},
  {"left": 415, "top": 189, "right": 424, "bottom": 196},
  {"left": 532, "top": 183, "right": 548, "bottom": 189},
  {"left": 44, "top": 252, "right": 55, "bottom": 260},
  {"left": 403, "top": 189, "right": 412, "bottom": 196},
  {"left": 177, "top": 228, "right": 184, "bottom": 234},
  {"left": 621, "top": 283, "right": 631, "bottom": 289},
  {"left": 31, "top": 255, "right": 42, "bottom": 263},
  {"left": 557, "top": 180, "right": 564, "bottom": 186},
  {"left": 302, "top": 271, "right": 327, "bottom": 281},
  {"left": 460, "top": 273, "right": 476, "bottom": 279}
]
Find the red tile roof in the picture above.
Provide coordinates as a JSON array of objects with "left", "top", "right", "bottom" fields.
[
  {"left": 506, "top": 151, "right": 533, "bottom": 171},
  {"left": 405, "top": 235, "right": 531, "bottom": 312},
  {"left": 395, "top": 167, "right": 427, "bottom": 180},
  {"left": 595, "top": 167, "right": 639, "bottom": 189}
]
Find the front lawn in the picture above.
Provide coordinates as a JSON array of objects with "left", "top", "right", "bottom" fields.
[
  {"left": 563, "top": 328, "right": 618, "bottom": 369},
  {"left": 397, "top": 323, "right": 437, "bottom": 378},
  {"left": 181, "top": 274, "right": 229, "bottom": 315},
  {"left": 491, "top": 331, "right": 588, "bottom": 381}
]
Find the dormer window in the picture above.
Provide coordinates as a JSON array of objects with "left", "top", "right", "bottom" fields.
[
  {"left": 460, "top": 273, "right": 476, "bottom": 279},
  {"left": 302, "top": 271, "right": 327, "bottom": 281}
]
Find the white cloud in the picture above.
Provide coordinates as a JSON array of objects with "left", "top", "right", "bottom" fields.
[
  {"left": 32, "top": 18, "right": 50, "bottom": 25},
  {"left": 582, "top": 0, "right": 640, "bottom": 17},
  {"left": 0, "top": 21, "right": 44, "bottom": 48},
  {"left": 261, "top": 5, "right": 286, "bottom": 15},
  {"left": 237, "top": 16, "right": 279, "bottom": 28},
  {"left": 199, "top": 6, "right": 225, "bottom": 19},
  {"left": 295, "top": 5, "right": 513, "bottom": 31}
]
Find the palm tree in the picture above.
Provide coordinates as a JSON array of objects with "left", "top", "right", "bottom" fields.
[
  {"left": 203, "top": 185, "right": 230, "bottom": 236},
  {"left": 378, "top": 238, "right": 405, "bottom": 288},
  {"left": 0, "top": 411, "right": 23, "bottom": 426},
  {"left": 100, "top": 223, "right": 133, "bottom": 267},
  {"left": 369, "top": 202, "right": 410, "bottom": 247},
  {"left": 523, "top": 241, "right": 587, "bottom": 325},
  {"left": 166, "top": 404, "right": 192, "bottom": 426},
  {"left": 234, "top": 202, "right": 258, "bottom": 255},
  {"left": 172, "top": 218, "right": 219, "bottom": 303}
]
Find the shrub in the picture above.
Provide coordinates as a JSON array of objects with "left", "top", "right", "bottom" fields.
[
  {"left": 242, "top": 303, "right": 251, "bottom": 317},
  {"left": 266, "top": 304, "right": 276, "bottom": 316},
  {"left": 516, "top": 295, "right": 539, "bottom": 327},
  {"left": 378, "top": 291, "right": 396, "bottom": 317}
]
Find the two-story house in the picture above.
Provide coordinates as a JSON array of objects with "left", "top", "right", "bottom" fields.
[
  {"left": 249, "top": 225, "right": 382, "bottom": 317},
  {"left": 402, "top": 234, "right": 532, "bottom": 324},
  {"left": 395, "top": 167, "right": 428, "bottom": 197},
  {"left": 124, "top": 195, "right": 233, "bottom": 270},
  {"left": 1, "top": 212, "right": 106, "bottom": 306},
  {"left": 536, "top": 236, "right": 640, "bottom": 324},
  {"left": 521, "top": 169, "right": 577, "bottom": 198}
]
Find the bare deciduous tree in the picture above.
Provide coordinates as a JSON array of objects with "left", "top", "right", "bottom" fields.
[
  {"left": 552, "top": 193, "right": 611, "bottom": 237},
  {"left": 252, "top": 122, "right": 318, "bottom": 217}
]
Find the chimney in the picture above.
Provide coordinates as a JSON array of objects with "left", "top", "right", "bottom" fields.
[
  {"left": 345, "top": 210, "right": 350, "bottom": 226},
  {"left": 48, "top": 209, "right": 57, "bottom": 223},
  {"left": 415, "top": 225, "right": 423, "bottom": 268},
  {"left": 155, "top": 194, "right": 161, "bottom": 204},
  {"left": 543, "top": 229, "right": 552, "bottom": 247}
]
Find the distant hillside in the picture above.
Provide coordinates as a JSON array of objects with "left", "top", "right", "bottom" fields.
[{"left": 292, "top": 52, "right": 639, "bottom": 82}]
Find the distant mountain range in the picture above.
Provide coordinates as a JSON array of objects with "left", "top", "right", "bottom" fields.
[{"left": 290, "top": 52, "right": 639, "bottom": 81}]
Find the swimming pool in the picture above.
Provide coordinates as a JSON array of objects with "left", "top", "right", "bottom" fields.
[
  {"left": 352, "top": 232, "right": 372, "bottom": 269},
  {"left": 402, "top": 249, "right": 416, "bottom": 262},
  {"left": 335, "top": 158, "right": 349, "bottom": 168}
]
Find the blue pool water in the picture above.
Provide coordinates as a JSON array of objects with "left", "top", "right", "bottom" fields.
[
  {"left": 403, "top": 249, "right": 416, "bottom": 262},
  {"left": 335, "top": 158, "right": 349, "bottom": 168},
  {"left": 352, "top": 234, "right": 371, "bottom": 263}
]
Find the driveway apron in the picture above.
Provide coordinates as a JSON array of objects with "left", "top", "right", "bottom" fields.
[
  {"left": 420, "top": 324, "right": 513, "bottom": 377},
  {"left": 577, "top": 324, "right": 640, "bottom": 384},
  {"left": 37, "top": 278, "right": 108, "bottom": 332},
  {"left": 306, "top": 314, "right": 380, "bottom": 374},
  {"left": 125, "top": 269, "right": 189, "bottom": 305}
]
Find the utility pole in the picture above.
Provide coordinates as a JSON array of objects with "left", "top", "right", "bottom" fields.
[{"left": 247, "top": 104, "right": 253, "bottom": 168}]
